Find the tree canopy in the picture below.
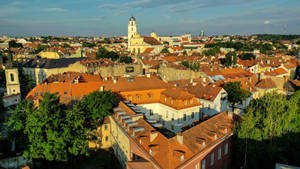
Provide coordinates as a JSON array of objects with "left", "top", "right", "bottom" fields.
[
  {"left": 8, "top": 40, "right": 23, "bottom": 48},
  {"left": 7, "top": 91, "right": 118, "bottom": 164},
  {"left": 203, "top": 47, "right": 220, "bottom": 56},
  {"left": 0, "top": 68, "right": 5, "bottom": 87},
  {"left": 224, "top": 51, "right": 237, "bottom": 67},
  {"left": 80, "top": 91, "right": 119, "bottom": 126},
  {"left": 160, "top": 48, "right": 170, "bottom": 54},
  {"left": 119, "top": 56, "right": 132, "bottom": 64},
  {"left": 95, "top": 47, "right": 119, "bottom": 61},
  {"left": 232, "top": 92, "right": 300, "bottom": 169},
  {"left": 180, "top": 60, "right": 201, "bottom": 72},
  {"left": 82, "top": 42, "right": 96, "bottom": 48},
  {"left": 223, "top": 82, "right": 250, "bottom": 111},
  {"left": 238, "top": 53, "right": 256, "bottom": 60}
]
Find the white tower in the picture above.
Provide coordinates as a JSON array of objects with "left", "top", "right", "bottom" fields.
[
  {"left": 128, "top": 16, "right": 137, "bottom": 47},
  {"left": 5, "top": 67, "right": 20, "bottom": 96}
]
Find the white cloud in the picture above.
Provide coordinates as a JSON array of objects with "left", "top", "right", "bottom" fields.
[
  {"left": 264, "top": 20, "right": 271, "bottom": 24},
  {"left": 46, "top": 8, "right": 68, "bottom": 12}
]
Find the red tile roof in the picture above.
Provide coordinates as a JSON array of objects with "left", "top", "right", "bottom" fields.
[
  {"left": 264, "top": 68, "right": 287, "bottom": 76},
  {"left": 143, "top": 37, "right": 162, "bottom": 45}
]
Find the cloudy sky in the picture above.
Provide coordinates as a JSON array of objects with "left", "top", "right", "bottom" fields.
[{"left": 0, "top": 0, "right": 300, "bottom": 37}]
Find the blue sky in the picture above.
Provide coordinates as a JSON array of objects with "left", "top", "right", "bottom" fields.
[{"left": 0, "top": 0, "right": 300, "bottom": 37}]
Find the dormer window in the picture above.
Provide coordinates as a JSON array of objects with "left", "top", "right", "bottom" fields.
[
  {"left": 149, "top": 149, "right": 152, "bottom": 155},
  {"left": 180, "top": 155, "right": 184, "bottom": 162}
]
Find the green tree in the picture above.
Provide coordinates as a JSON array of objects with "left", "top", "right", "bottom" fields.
[
  {"left": 80, "top": 91, "right": 119, "bottom": 126},
  {"left": 95, "top": 47, "right": 119, "bottom": 61},
  {"left": 203, "top": 47, "right": 220, "bottom": 56},
  {"left": 0, "top": 97, "right": 4, "bottom": 115},
  {"left": 62, "top": 43, "right": 71, "bottom": 48},
  {"left": 224, "top": 51, "right": 237, "bottom": 67},
  {"left": 233, "top": 92, "right": 300, "bottom": 169},
  {"left": 238, "top": 53, "right": 256, "bottom": 60},
  {"left": 296, "top": 40, "right": 300, "bottom": 45},
  {"left": 35, "top": 44, "right": 48, "bottom": 54},
  {"left": 8, "top": 40, "right": 23, "bottom": 48},
  {"left": 287, "top": 48, "right": 299, "bottom": 56},
  {"left": 183, "top": 50, "right": 188, "bottom": 56},
  {"left": 223, "top": 82, "right": 250, "bottom": 111},
  {"left": 82, "top": 42, "right": 96, "bottom": 48},
  {"left": 0, "top": 68, "right": 5, "bottom": 87},
  {"left": 119, "top": 56, "right": 132, "bottom": 64},
  {"left": 7, "top": 100, "right": 33, "bottom": 151},
  {"left": 160, "top": 48, "right": 170, "bottom": 54}
]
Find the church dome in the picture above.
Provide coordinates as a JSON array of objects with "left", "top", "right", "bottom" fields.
[{"left": 130, "top": 16, "right": 136, "bottom": 21}]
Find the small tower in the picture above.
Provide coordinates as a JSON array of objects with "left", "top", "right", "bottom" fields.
[
  {"left": 5, "top": 52, "right": 20, "bottom": 96},
  {"left": 128, "top": 16, "right": 137, "bottom": 48}
]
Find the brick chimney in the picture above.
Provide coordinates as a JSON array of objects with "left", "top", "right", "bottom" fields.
[{"left": 177, "top": 132, "right": 183, "bottom": 144}]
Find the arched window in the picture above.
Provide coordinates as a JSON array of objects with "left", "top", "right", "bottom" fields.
[{"left": 10, "top": 73, "right": 14, "bottom": 82}]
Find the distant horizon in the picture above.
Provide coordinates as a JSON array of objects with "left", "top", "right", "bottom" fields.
[
  {"left": 1, "top": 33, "right": 300, "bottom": 39},
  {"left": 0, "top": 0, "right": 300, "bottom": 37}
]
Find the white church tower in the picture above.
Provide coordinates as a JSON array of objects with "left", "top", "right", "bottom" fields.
[{"left": 128, "top": 16, "right": 137, "bottom": 48}]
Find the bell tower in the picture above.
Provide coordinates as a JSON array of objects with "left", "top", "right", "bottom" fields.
[
  {"left": 128, "top": 16, "right": 137, "bottom": 48},
  {"left": 5, "top": 52, "right": 20, "bottom": 96}
]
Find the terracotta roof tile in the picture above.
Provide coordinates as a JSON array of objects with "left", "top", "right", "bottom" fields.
[{"left": 255, "top": 78, "right": 277, "bottom": 89}]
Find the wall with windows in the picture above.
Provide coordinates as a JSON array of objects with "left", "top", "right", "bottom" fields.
[
  {"left": 179, "top": 137, "right": 231, "bottom": 169},
  {"left": 139, "top": 102, "right": 201, "bottom": 133},
  {"left": 198, "top": 89, "right": 228, "bottom": 117}
]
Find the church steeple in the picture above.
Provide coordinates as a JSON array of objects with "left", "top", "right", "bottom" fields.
[{"left": 128, "top": 16, "right": 137, "bottom": 48}]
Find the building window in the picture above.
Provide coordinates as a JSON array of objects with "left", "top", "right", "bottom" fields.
[
  {"left": 148, "top": 94, "right": 152, "bottom": 99},
  {"left": 166, "top": 111, "right": 168, "bottom": 118},
  {"left": 171, "top": 125, "right": 174, "bottom": 130},
  {"left": 105, "top": 136, "right": 108, "bottom": 141},
  {"left": 180, "top": 155, "right": 184, "bottom": 162},
  {"left": 210, "top": 153, "right": 214, "bottom": 166},
  {"left": 104, "top": 124, "right": 108, "bottom": 130},
  {"left": 201, "top": 159, "right": 206, "bottom": 169},
  {"left": 129, "top": 96, "right": 132, "bottom": 101},
  {"left": 191, "top": 112, "right": 194, "bottom": 119},
  {"left": 195, "top": 163, "right": 199, "bottom": 169},
  {"left": 40, "top": 92, "right": 43, "bottom": 96},
  {"left": 149, "top": 149, "right": 152, "bottom": 155},
  {"left": 10, "top": 73, "right": 15, "bottom": 82},
  {"left": 150, "top": 110, "right": 153, "bottom": 116},
  {"left": 64, "top": 91, "right": 67, "bottom": 95},
  {"left": 137, "top": 95, "right": 140, "bottom": 101},
  {"left": 190, "top": 99, "right": 193, "bottom": 104},
  {"left": 164, "top": 97, "right": 167, "bottom": 102},
  {"left": 35, "top": 92, "right": 38, "bottom": 96},
  {"left": 218, "top": 147, "right": 222, "bottom": 160},
  {"left": 183, "top": 114, "right": 186, "bottom": 121},
  {"left": 184, "top": 100, "right": 188, "bottom": 105},
  {"left": 171, "top": 100, "right": 174, "bottom": 104},
  {"left": 225, "top": 143, "right": 228, "bottom": 155}
]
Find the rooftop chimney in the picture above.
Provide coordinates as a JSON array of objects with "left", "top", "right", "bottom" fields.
[
  {"left": 177, "top": 132, "right": 183, "bottom": 144},
  {"left": 146, "top": 74, "right": 151, "bottom": 78},
  {"left": 150, "top": 130, "right": 158, "bottom": 142}
]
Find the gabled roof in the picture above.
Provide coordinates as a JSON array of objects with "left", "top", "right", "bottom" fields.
[
  {"left": 255, "top": 78, "right": 277, "bottom": 89},
  {"left": 144, "top": 37, "right": 162, "bottom": 45},
  {"left": 264, "top": 68, "right": 287, "bottom": 76},
  {"left": 187, "top": 85, "right": 224, "bottom": 102},
  {"left": 22, "top": 58, "right": 84, "bottom": 69}
]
